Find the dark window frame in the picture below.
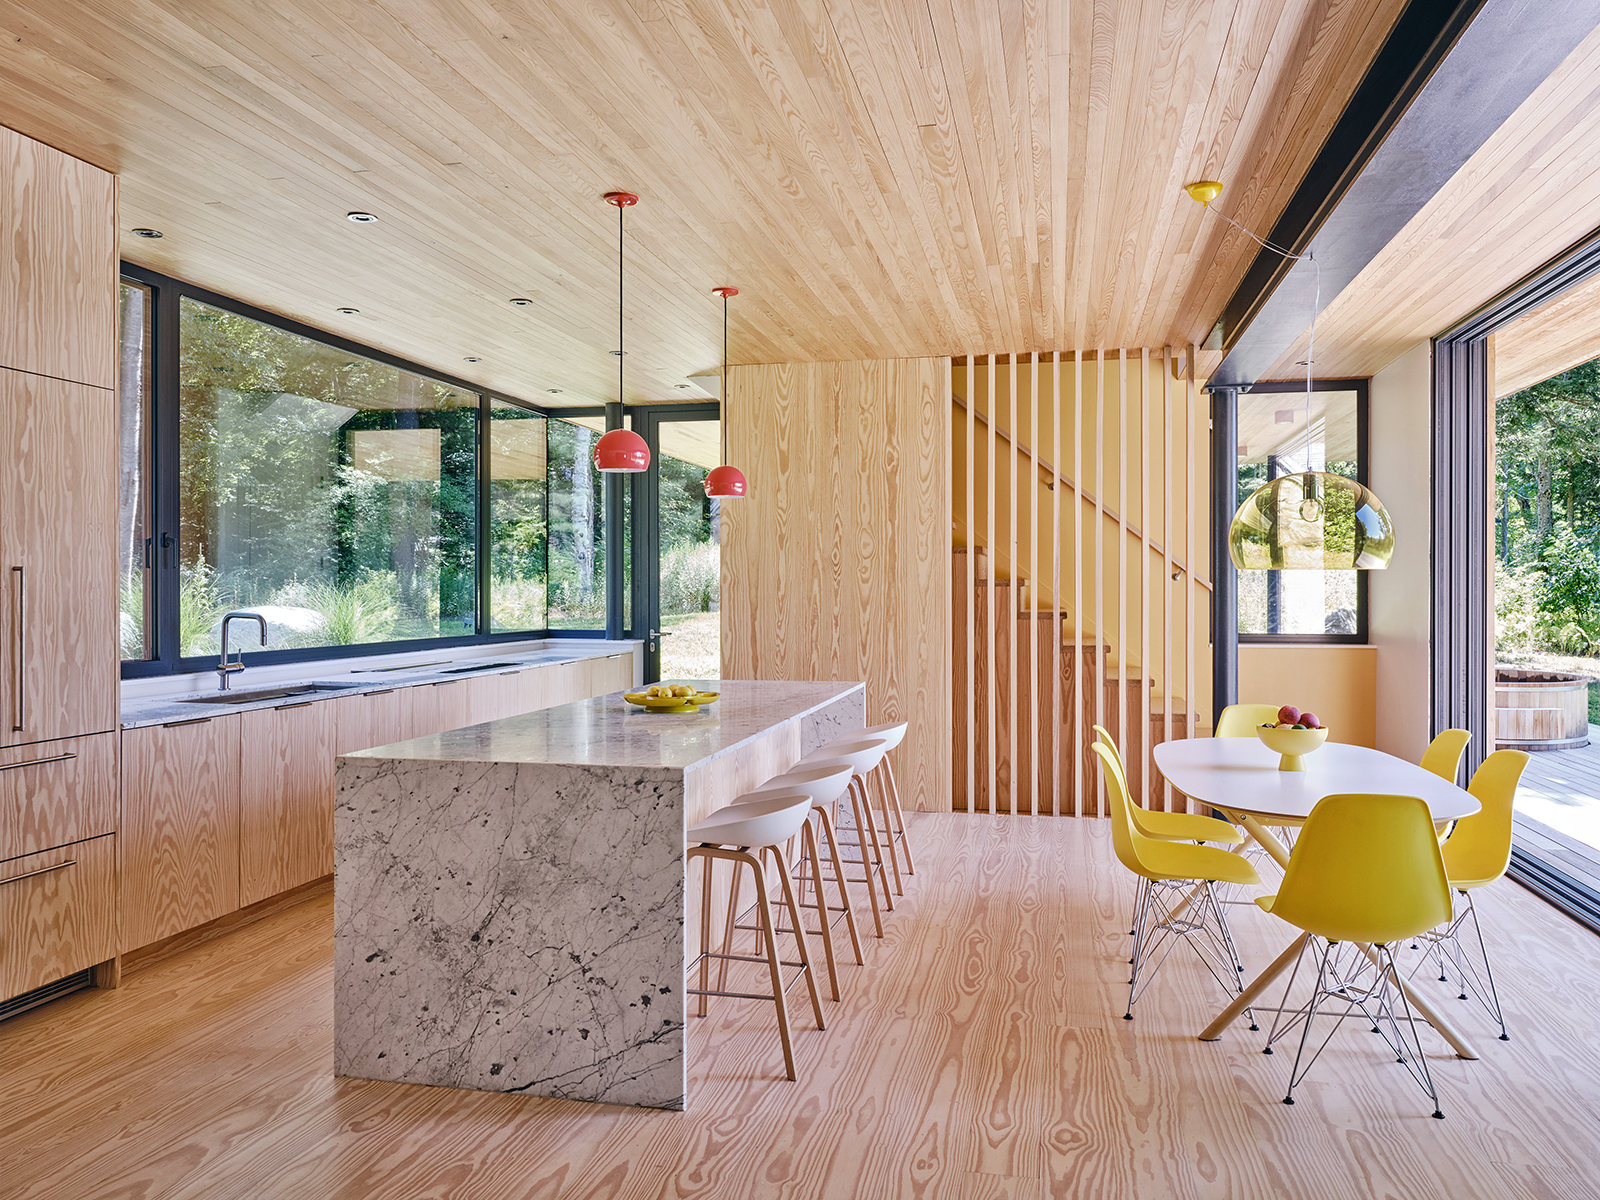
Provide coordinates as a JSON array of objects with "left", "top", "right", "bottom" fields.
[
  {"left": 120, "top": 262, "right": 619, "bottom": 679},
  {"left": 1235, "top": 376, "right": 1371, "bottom": 646}
]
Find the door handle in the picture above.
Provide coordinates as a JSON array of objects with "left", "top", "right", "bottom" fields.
[{"left": 11, "top": 566, "right": 23, "bottom": 733}]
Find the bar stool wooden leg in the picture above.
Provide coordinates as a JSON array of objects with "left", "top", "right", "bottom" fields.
[
  {"left": 846, "top": 779, "right": 887, "bottom": 936},
  {"left": 815, "top": 806, "right": 865, "bottom": 964},
  {"left": 697, "top": 852, "right": 715, "bottom": 1018},
  {"left": 769, "top": 843, "right": 826, "bottom": 1031},
  {"left": 746, "top": 852, "right": 798, "bottom": 1080},
  {"left": 871, "top": 765, "right": 905, "bottom": 896},
  {"left": 881, "top": 755, "right": 915, "bottom": 875},
  {"left": 854, "top": 777, "right": 895, "bottom": 914},
  {"left": 800, "top": 818, "right": 841, "bottom": 1000},
  {"left": 716, "top": 858, "right": 743, "bottom": 995}
]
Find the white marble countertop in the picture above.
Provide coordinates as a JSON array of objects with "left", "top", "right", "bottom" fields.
[
  {"left": 341, "top": 679, "right": 864, "bottom": 772},
  {"left": 120, "top": 641, "right": 638, "bottom": 729}
]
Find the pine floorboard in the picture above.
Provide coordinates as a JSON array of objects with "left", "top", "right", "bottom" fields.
[{"left": 2, "top": 814, "right": 1598, "bottom": 1199}]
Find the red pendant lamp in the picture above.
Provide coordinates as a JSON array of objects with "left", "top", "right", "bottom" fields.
[
  {"left": 593, "top": 191, "right": 651, "bottom": 473},
  {"left": 703, "top": 286, "right": 748, "bottom": 499}
]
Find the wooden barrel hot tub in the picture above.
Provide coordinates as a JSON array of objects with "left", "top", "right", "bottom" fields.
[{"left": 1495, "top": 666, "right": 1591, "bottom": 751}]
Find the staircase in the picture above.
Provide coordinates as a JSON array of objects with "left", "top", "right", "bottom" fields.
[{"left": 952, "top": 545, "right": 1190, "bottom": 815}]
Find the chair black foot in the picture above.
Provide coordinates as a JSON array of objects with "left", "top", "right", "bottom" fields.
[
  {"left": 1262, "top": 1046, "right": 1273, "bottom": 1055},
  {"left": 1123, "top": 1012, "right": 1134, "bottom": 1021},
  {"left": 1432, "top": 1110, "right": 1445, "bottom": 1119},
  {"left": 1499, "top": 1033, "right": 1510, "bottom": 1041},
  {"left": 1248, "top": 1023, "right": 1259, "bottom": 1031},
  {"left": 1282, "top": 1096, "right": 1294, "bottom": 1105},
  {"left": 1438, "top": 974, "right": 1448, "bottom": 982},
  {"left": 1459, "top": 993, "right": 1468, "bottom": 1000}
]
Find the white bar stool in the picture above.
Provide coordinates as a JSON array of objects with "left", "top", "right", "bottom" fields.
[
  {"left": 795, "top": 735, "right": 896, "bottom": 937},
  {"left": 860, "top": 720, "right": 915, "bottom": 884},
  {"left": 723, "top": 763, "right": 862, "bottom": 1000},
  {"left": 686, "top": 790, "right": 826, "bottom": 1081}
]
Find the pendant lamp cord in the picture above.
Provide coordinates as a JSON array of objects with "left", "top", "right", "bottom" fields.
[
  {"left": 618, "top": 199, "right": 624, "bottom": 407},
  {"left": 721, "top": 293, "right": 729, "bottom": 467},
  {"left": 1201, "top": 198, "right": 1320, "bottom": 472}
]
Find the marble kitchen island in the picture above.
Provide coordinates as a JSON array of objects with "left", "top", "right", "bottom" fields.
[{"left": 333, "top": 679, "right": 864, "bottom": 1110}]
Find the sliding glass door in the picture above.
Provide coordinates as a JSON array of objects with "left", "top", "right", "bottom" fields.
[{"left": 630, "top": 405, "right": 723, "bottom": 684}]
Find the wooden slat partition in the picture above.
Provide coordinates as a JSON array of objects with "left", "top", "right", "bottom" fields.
[
  {"left": 722, "top": 357, "right": 951, "bottom": 812},
  {"left": 952, "top": 350, "right": 1207, "bottom": 816}
]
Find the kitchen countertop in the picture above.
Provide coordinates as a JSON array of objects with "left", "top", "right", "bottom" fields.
[
  {"left": 119, "top": 642, "right": 638, "bottom": 730},
  {"left": 342, "top": 678, "right": 863, "bottom": 771}
]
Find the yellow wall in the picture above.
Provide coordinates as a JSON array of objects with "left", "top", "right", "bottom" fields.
[{"left": 1238, "top": 645, "right": 1378, "bottom": 748}]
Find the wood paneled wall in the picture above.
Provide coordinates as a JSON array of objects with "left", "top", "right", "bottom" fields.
[
  {"left": 953, "top": 351, "right": 1210, "bottom": 816},
  {"left": 721, "top": 358, "right": 950, "bottom": 812}
]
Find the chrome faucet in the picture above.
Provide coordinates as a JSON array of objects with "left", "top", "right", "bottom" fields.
[{"left": 217, "top": 611, "right": 267, "bottom": 691}]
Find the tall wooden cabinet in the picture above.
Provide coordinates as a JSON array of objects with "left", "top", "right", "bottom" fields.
[
  {"left": 0, "top": 371, "right": 118, "bottom": 746},
  {"left": 0, "top": 124, "right": 120, "bottom": 1006}
]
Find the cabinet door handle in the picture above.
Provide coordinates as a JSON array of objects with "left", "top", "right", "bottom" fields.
[
  {"left": 0, "top": 857, "right": 74, "bottom": 888},
  {"left": 0, "top": 750, "right": 75, "bottom": 772},
  {"left": 10, "top": 565, "right": 23, "bottom": 733}
]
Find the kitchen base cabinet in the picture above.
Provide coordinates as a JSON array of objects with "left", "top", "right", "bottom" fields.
[
  {"left": 0, "top": 833, "right": 117, "bottom": 1000},
  {"left": 333, "top": 688, "right": 408, "bottom": 756},
  {"left": 122, "top": 717, "right": 241, "bottom": 951},
  {"left": 239, "top": 703, "right": 335, "bottom": 908},
  {"left": 0, "top": 731, "right": 117, "bottom": 862}
]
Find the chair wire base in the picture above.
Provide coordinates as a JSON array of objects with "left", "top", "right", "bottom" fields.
[
  {"left": 1125, "top": 878, "right": 1254, "bottom": 1026},
  {"left": 1407, "top": 888, "right": 1509, "bottom": 1041},
  {"left": 1264, "top": 938, "right": 1446, "bottom": 1119}
]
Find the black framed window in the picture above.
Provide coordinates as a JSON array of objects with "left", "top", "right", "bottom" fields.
[
  {"left": 1236, "top": 378, "right": 1370, "bottom": 644},
  {"left": 120, "top": 263, "right": 619, "bottom": 678}
]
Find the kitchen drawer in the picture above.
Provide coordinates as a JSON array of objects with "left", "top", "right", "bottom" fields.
[
  {"left": 0, "top": 833, "right": 117, "bottom": 1002},
  {"left": 0, "top": 732, "right": 116, "bottom": 862}
]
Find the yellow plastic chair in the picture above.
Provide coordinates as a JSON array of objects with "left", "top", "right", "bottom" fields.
[
  {"left": 1255, "top": 793, "right": 1454, "bottom": 1118},
  {"left": 1422, "top": 748, "right": 1529, "bottom": 1040},
  {"left": 1091, "top": 743, "right": 1261, "bottom": 1022},
  {"left": 1093, "top": 726, "right": 1243, "bottom": 845},
  {"left": 1419, "top": 728, "right": 1472, "bottom": 784},
  {"left": 1214, "top": 703, "right": 1282, "bottom": 738}
]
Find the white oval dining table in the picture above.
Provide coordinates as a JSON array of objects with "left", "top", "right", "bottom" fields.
[{"left": 1152, "top": 737, "right": 1483, "bottom": 1059}]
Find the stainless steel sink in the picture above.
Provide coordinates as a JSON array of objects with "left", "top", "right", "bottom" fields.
[{"left": 179, "top": 682, "right": 363, "bottom": 706}]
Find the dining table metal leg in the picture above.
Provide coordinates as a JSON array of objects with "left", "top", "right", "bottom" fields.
[{"left": 1229, "top": 813, "right": 1480, "bottom": 1060}]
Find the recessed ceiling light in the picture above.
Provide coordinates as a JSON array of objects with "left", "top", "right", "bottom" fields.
[
  {"left": 131, "top": 228, "right": 163, "bottom": 238},
  {"left": 346, "top": 211, "right": 379, "bottom": 223},
  {"left": 674, "top": 384, "right": 691, "bottom": 389},
  {"left": 547, "top": 389, "right": 562, "bottom": 394},
  {"left": 509, "top": 297, "right": 533, "bottom": 306},
  {"left": 336, "top": 307, "right": 360, "bottom": 314},
  {"left": 463, "top": 357, "right": 481, "bottom": 363}
]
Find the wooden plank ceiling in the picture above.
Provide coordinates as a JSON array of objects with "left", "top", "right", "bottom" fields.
[
  {"left": 0, "top": 0, "right": 1402, "bottom": 405},
  {"left": 1260, "top": 19, "right": 1600, "bottom": 383},
  {"left": 1493, "top": 270, "right": 1600, "bottom": 399}
]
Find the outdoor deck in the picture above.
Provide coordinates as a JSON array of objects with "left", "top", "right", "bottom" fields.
[{"left": 1511, "top": 723, "right": 1600, "bottom": 892}]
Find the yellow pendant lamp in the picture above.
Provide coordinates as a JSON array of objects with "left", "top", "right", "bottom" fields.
[{"left": 1185, "top": 180, "right": 1395, "bottom": 570}]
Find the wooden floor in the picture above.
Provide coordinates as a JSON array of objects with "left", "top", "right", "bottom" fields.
[
  {"left": 4, "top": 814, "right": 1600, "bottom": 1199},
  {"left": 1516, "top": 732, "right": 1600, "bottom": 891}
]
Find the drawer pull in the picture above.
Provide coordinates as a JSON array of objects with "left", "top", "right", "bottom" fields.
[
  {"left": 10, "top": 565, "right": 24, "bottom": 733},
  {"left": 0, "top": 857, "right": 75, "bottom": 887},
  {"left": 161, "top": 717, "right": 214, "bottom": 729},
  {"left": 0, "top": 751, "right": 76, "bottom": 773},
  {"left": 276, "top": 701, "right": 314, "bottom": 710}
]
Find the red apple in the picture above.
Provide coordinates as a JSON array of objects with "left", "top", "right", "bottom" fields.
[
  {"left": 1299, "top": 712, "right": 1320, "bottom": 729},
  {"left": 1277, "top": 705, "right": 1301, "bottom": 725}
]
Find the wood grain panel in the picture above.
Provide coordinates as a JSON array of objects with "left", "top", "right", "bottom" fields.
[
  {"left": 332, "top": 688, "right": 407, "bottom": 756},
  {"left": 0, "top": 2, "right": 1400, "bottom": 396},
  {"left": 0, "top": 832, "right": 116, "bottom": 1001},
  {"left": 1263, "top": 21, "right": 1600, "bottom": 382},
  {"left": 238, "top": 703, "right": 335, "bottom": 908},
  {"left": 1493, "top": 270, "right": 1600, "bottom": 398},
  {"left": 0, "top": 370, "right": 118, "bottom": 747},
  {"left": 0, "top": 731, "right": 116, "bottom": 863},
  {"left": 6, "top": 817, "right": 1600, "bottom": 1197},
  {"left": 0, "top": 123, "right": 116, "bottom": 388},
  {"left": 121, "top": 716, "right": 241, "bottom": 951},
  {"left": 723, "top": 358, "right": 951, "bottom": 812}
]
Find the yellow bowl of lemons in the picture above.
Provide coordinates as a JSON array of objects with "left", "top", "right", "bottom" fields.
[{"left": 624, "top": 683, "right": 718, "bottom": 711}]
